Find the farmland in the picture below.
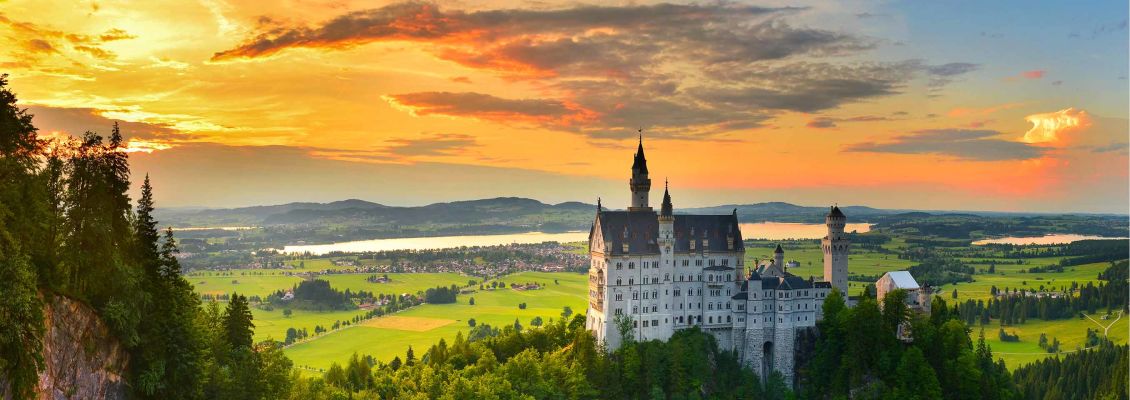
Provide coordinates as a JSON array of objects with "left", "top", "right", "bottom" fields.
[
  {"left": 190, "top": 235, "right": 1127, "bottom": 373},
  {"left": 283, "top": 271, "right": 588, "bottom": 372}
]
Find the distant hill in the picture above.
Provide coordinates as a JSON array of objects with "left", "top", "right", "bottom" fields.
[
  {"left": 156, "top": 197, "right": 1122, "bottom": 230},
  {"left": 681, "top": 202, "right": 894, "bottom": 223}
]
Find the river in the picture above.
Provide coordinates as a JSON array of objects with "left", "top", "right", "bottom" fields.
[{"left": 279, "top": 222, "right": 871, "bottom": 255}]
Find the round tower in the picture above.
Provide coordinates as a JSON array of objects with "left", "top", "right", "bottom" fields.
[
  {"left": 773, "top": 244, "right": 785, "bottom": 270},
  {"left": 629, "top": 134, "right": 651, "bottom": 211},
  {"left": 821, "top": 206, "right": 850, "bottom": 296}
]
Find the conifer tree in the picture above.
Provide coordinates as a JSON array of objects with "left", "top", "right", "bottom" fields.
[{"left": 224, "top": 294, "right": 255, "bottom": 349}]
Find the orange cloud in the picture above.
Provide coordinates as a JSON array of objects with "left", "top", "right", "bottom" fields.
[
  {"left": 1021, "top": 70, "right": 1046, "bottom": 79},
  {"left": 947, "top": 102, "right": 1023, "bottom": 117},
  {"left": 121, "top": 139, "right": 174, "bottom": 153},
  {"left": 1021, "top": 107, "right": 1090, "bottom": 145}
]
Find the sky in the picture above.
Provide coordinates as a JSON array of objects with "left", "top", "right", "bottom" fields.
[{"left": 1, "top": 0, "right": 1127, "bottom": 213}]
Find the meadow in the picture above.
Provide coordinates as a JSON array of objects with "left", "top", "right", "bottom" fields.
[
  {"left": 283, "top": 271, "right": 589, "bottom": 372},
  {"left": 191, "top": 243, "right": 1127, "bottom": 372}
]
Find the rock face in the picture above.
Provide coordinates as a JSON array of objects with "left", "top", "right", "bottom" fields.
[{"left": 2, "top": 294, "right": 129, "bottom": 400}]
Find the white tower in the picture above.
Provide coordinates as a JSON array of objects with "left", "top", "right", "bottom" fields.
[
  {"left": 773, "top": 244, "right": 785, "bottom": 270},
  {"left": 629, "top": 135, "right": 651, "bottom": 211},
  {"left": 822, "top": 206, "right": 850, "bottom": 296}
]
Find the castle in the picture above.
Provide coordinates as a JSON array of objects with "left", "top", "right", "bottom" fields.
[{"left": 584, "top": 138, "right": 851, "bottom": 384}]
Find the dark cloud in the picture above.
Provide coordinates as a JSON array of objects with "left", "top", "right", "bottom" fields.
[
  {"left": 806, "top": 115, "right": 889, "bottom": 129},
  {"left": 25, "top": 105, "right": 185, "bottom": 140},
  {"left": 807, "top": 117, "right": 836, "bottom": 128},
  {"left": 1093, "top": 142, "right": 1128, "bottom": 154},
  {"left": 926, "top": 62, "right": 980, "bottom": 77},
  {"left": 384, "top": 133, "right": 476, "bottom": 156},
  {"left": 844, "top": 129, "right": 1046, "bottom": 161},
  {"left": 385, "top": 91, "right": 589, "bottom": 124}
]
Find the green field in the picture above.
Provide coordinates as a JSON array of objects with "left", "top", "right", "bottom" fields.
[
  {"left": 191, "top": 273, "right": 304, "bottom": 298},
  {"left": 980, "top": 312, "right": 1128, "bottom": 369},
  {"left": 194, "top": 249, "right": 1127, "bottom": 373},
  {"left": 284, "top": 271, "right": 588, "bottom": 372},
  {"left": 191, "top": 271, "right": 477, "bottom": 341}
]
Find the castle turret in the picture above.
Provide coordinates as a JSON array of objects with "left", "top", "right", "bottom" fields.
[
  {"left": 658, "top": 180, "right": 674, "bottom": 255},
  {"left": 629, "top": 134, "right": 651, "bottom": 211},
  {"left": 822, "top": 206, "right": 850, "bottom": 295},
  {"left": 774, "top": 244, "right": 785, "bottom": 270}
]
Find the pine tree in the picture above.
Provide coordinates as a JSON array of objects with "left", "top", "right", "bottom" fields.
[{"left": 224, "top": 294, "right": 255, "bottom": 349}]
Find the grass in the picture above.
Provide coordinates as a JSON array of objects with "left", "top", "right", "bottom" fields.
[
  {"left": 191, "top": 274, "right": 304, "bottom": 298},
  {"left": 978, "top": 312, "right": 1128, "bottom": 370},
  {"left": 318, "top": 273, "right": 472, "bottom": 296},
  {"left": 284, "top": 271, "right": 588, "bottom": 372},
  {"left": 934, "top": 261, "right": 1115, "bottom": 303}
]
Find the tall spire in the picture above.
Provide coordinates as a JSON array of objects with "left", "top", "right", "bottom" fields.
[
  {"left": 631, "top": 130, "right": 648, "bottom": 174},
  {"left": 660, "top": 178, "right": 673, "bottom": 218},
  {"left": 628, "top": 129, "right": 652, "bottom": 211}
]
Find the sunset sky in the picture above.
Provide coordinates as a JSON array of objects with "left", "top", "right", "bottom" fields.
[{"left": 2, "top": 0, "right": 1127, "bottom": 213}]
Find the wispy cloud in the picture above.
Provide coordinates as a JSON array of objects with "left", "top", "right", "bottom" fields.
[{"left": 844, "top": 129, "right": 1046, "bottom": 161}]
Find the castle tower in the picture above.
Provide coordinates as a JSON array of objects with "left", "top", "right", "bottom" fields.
[
  {"left": 822, "top": 206, "right": 850, "bottom": 295},
  {"left": 629, "top": 134, "right": 652, "bottom": 211},
  {"left": 774, "top": 244, "right": 785, "bottom": 270},
  {"left": 659, "top": 180, "right": 674, "bottom": 254}
]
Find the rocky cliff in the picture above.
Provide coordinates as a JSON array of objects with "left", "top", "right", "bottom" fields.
[{"left": 2, "top": 294, "right": 129, "bottom": 400}]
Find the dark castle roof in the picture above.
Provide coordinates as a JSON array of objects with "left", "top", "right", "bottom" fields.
[
  {"left": 592, "top": 211, "right": 742, "bottom": 256},
  {"left": 631, "top": 136, "right": 648, "bottom": 174},
  {"left": 827, "top": 205, "right": 845, "bottom": 218},
  {"left": 660, "top": 181, "right": 673, "bottom": 217},
  {"left": 774, "top": 243, "right": 784, "bottom": 254}
]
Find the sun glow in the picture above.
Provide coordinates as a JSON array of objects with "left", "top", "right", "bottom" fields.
[{"left": 1022, "top": 108, "right": 1090, "bottom": 145}]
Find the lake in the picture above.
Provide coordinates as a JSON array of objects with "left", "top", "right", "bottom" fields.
[
  {"left": 972, "top": 234, "right": 1129, "bottom": 246},
  {"left": 279, "top": 222, "right": 871, "bottom": 255}
]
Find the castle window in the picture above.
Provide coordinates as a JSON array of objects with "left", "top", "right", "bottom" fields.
[
  {"left": 643, "top": 292, "right": 649, "bottom": 300},
  {"left": 616, "top": 278, "right": 622, "bottom": 286},
  {"left": 726, "top": 274, "right": 731, "bottom": 281},
  {"left": 682, "top": 260, "right": 689, "bottom": 267},
  {"left": 629, "top": 278, "right": 634, "bottom": 285},
  {"left": 708, "top": 303, "right": 713, "bottom": 310},
  {"left": 643, "top": 320, "right": 649, "bottom": 327},
  {"left": 652, "top": 290, "right": 657, "bottom": 298},
  {"left": 615, "top": 308, "right": 622, "bottom": 315},
  {"left": 615, "top": 293, "right": 623, "bottom": 301},
  {"left": 709, "top": 316, "right": 713, "bottom": 323},
  {"left": 727, "top": 316, "right": 732, "bottom": 323},
  {"left": 652, "top": 306, "right": 657, "bottom": 312},
  {"left": 629, "top": 262, "right": 634, "bottom": 269},
  {"left": 632, "top": 306, "right": 638, "bottom": 313},
  {"left": 709, "top": 259, "right": 715, "bottom": 267},
  {"left": 652, "top": 277, "right": 659, "bottom": 284},
  {"left": 726, "top": 302, "right": 732, "bottom": 310},
  {"left": 708, "top": 275, "right": 714, "bottom": 282},
  {"left": 674, "top": 289, "right": 681, "bottom": 296},
  {"left": 632, "top": 292, "right": 639, "bottom": 300},
  {"left": 616, "top": 262, "right": 622, "bottom": 270},
  {"left": 653, "top": 319, "right": 658, "bottom": 326}
]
